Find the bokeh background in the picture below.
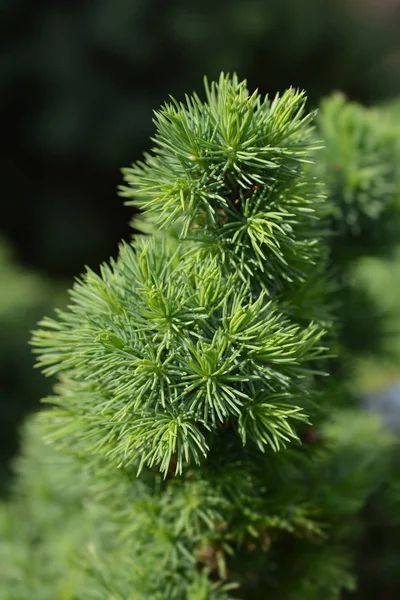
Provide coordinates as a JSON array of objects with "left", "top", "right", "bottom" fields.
[{"left": 2, "top": 0, "right": 400, "bottom": 488}]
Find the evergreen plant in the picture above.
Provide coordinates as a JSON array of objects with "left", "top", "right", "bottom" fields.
[{"left": 1, "top": 74, "right": 400, "bottom": 599}]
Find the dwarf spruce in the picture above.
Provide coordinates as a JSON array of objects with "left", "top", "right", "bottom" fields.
[
  {"left": 32, "top": 75, "right": 329, "bottom": 477},
  {"left": 19, "top": 75, "right": 400, "bottom": 599}
]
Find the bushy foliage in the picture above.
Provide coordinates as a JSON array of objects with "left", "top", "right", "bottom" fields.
[
  {"left": 2, "top": 75, "right": 400, "bottom": 599},
  {"left": 32, "top": 76, "right": 329, "bottom": 478},
  {"left": 0, "top": 409, "right": 394, "bottom": 600}
]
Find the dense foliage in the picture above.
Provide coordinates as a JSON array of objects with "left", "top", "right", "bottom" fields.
[{"left": 1, "top": 74, "right": 400, "bottom": 599}]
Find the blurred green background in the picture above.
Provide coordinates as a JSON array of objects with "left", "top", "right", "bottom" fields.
[{"left": 2, "top": 0, "right": 400, "bottom": 486}]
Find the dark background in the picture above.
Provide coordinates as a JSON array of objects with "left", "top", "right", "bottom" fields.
[{"left": 1, "top": 0, "right": 400, "bottom": 484}]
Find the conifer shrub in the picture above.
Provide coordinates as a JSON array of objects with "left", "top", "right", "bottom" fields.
[{"left": 1, "top": 74, "right": 400, "bottom": 599}]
